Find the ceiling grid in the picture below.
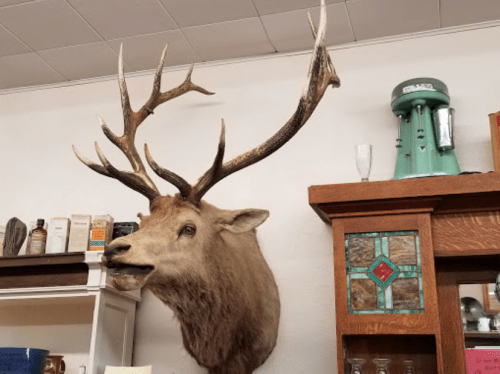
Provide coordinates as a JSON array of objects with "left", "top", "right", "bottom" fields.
[{"left": 0, "top": 0, "right": 498, "bottom": 90}]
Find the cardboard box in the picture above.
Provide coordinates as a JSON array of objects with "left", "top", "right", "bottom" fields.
[
  {"left": 46, "top": 217, "right": 70, "bottom": 254},
  {"left": 90, "top": 215, "right": 114, "bottom": 251},
  {"left": 489, "top": 112, "right": 500, "bottom": 172},
  {"left": 68, "top": 215, "right": 91, "bottom": 252}
]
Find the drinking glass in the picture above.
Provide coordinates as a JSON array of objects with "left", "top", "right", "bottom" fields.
[
  {"left": 355, "top": 144, "right": 373, "bottom": 182},
  {"left": 347, "top": 358, "right": 366, "bottom": 374},
  {"left": 372, "top": 358, "right": 391, "bottom": 374},
  {"left": 403, "top": 359, "right": 416, "bottom": 374}
]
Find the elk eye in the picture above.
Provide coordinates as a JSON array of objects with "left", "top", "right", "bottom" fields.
[{"left": 180, "top": 225, "right": 196, "bottom": 236}]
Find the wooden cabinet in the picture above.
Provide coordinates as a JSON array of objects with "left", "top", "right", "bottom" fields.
[
  {"left": 0, "top": 251, "right": 141, "bottom": 374},
  {"left": 309, "top": 173, "right": 500, "bottom": 374}
]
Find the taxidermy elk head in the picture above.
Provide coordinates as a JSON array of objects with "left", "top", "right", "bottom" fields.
[{"left": 73, "top": 1, "right": 339, "bottom": 373}]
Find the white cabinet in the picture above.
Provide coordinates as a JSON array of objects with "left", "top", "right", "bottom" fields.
[{"left": 0, "top": 251, "right": 141, "bottom": 374}]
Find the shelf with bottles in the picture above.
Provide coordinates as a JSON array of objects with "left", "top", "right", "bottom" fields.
[{"left": 343, "top": 334, "right": 437, "bottom": 374}]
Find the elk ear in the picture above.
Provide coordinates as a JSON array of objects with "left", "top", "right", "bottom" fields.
[{"left": 219, "top": 209, "right": 269, "bottom": 233}]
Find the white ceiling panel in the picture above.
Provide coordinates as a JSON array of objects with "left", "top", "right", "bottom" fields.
[
  {"left": 0, "top": 52, "right": 66, "bottom": 89},
  {"left": 108, "top": 31, "right": 202, "bottom": 71},
  {"left": 262, "top": 3, "right": 354, "bottom": 53},
  {"left": 67, "top": 0, "right": 178, "bottom": 40},
  {"left": 253, "top": 0, "right": 343, "bottom": 16},
  {"left": 182, "top": 17, "right": 275, "bottom": 61},
  {"left": 0, "top": 0, "right": 101, "bottom": 50},
  {"left": 0, "top": 24, "right": 30, "bottom": 57},
  {"left": 347, "top": 0, "right": 440, "bottom": 41},
  {"left": 0, "top": 0, "right": 498, "bottom": 91},
  {"left": 37, "top": 42, "right": 129, "bottom": 81},
  {"left": 159, "top": 0, "right": 258, "bottom": 28},
  {"left": 441, "top": 0, "right": 500, "bottom": 28},
  {"left": 0, "top": 0, "right": 33, "bottom": 6}
]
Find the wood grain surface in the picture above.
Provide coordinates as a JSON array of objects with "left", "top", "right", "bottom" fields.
[{"left": 433, "top": 212, "right": 500, "bottom": 256}]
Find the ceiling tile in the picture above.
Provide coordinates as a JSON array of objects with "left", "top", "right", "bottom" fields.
[
  {"left": 262, "top": 3, "right": 354, "bottom": 53},
  {"left": 0, "top": 53, "right": 66, "bottom": 89},
  {"left": 253, "top": 0, "right": 343, "bottom": 16},
  {"left": 108, "top": 31, "right": 201, "bottom": 71},
  {"left": 182, "top": 18, "right": 275, "bottom": 61},
  {"left": 37, "top": 42, "right": 130, "bottom": 81},
  {"left": 347, "top": 0, "right": 440, "bottom": 40},
  {"left": 160, "top": 0, "right": 258, "bottom": 28},
  {"left": 0, "top": 0, "right": 33, "bottom": 6},
  {"left": 67, "top": 0, "right": 178, "bottom": 40},
  {"left": 441, "top": 0, "right": 500, "bottom": 27},
  {"left": 0, "top": 24, "right": 31, "bottom": 57},
  {"left": 0, "top": 0, "right": 102, "bottom": 50}
]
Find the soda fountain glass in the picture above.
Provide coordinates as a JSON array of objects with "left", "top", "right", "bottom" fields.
[
  {"left": 355, "top": 144, "right": 373, "bottom": 182},
  {"left": 403, "top": 360, "right": 416, "bottom": 374},
  {"left": 372, "top": 358, "right": 391, "bottom": 374},
  {"left": 347, "top": 358, "right": 366, "bottom": 374}
]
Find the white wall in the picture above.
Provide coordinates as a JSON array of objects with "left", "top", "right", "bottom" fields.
[{"left": 1, "top": 24, "right": 500, "bottom": 374}]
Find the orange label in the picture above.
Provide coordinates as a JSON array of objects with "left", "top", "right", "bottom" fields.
[{"left": 91, "top": 228, "right": 107, "bottom": 241}]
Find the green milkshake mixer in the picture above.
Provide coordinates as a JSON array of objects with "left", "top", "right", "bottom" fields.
[{"left": 391, "top": 78, "right": 461, "bottom": 179}]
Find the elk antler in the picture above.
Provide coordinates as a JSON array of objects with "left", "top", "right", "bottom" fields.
[
  {"left": 73, "top": 44, "right": 214, "bottom": 201},
  {"left": 146, "top": 0, "right": 340, "bottom": 202}
]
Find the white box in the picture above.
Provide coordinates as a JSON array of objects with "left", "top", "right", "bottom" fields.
[
  {"left": 68, "top": 215, "right": 91, "bottom": 253},
  {"left": 46, "top": 217, "right": 70, "bottom": 254}
]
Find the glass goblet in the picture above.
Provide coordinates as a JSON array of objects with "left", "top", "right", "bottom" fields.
[
  {"left": 403, "top": 359, "right": 416, "bottom": 374},
  {"left": 347, "top": 358, "right": 366, "bottom": 374},
  {"left": 372, "top": 358, "right": 391, "bottom": 374},
  {"left": 355, "top": 144, "right": 373, "bottom": 182}
]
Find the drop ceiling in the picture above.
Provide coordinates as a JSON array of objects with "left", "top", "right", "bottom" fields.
[{"left": 0, "top": 0, "right": 499, "bottom": 90}]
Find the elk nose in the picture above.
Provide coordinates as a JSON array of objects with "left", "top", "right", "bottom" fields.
[{"left": 103, "top": 242, "right": 131, "bottom": 261}]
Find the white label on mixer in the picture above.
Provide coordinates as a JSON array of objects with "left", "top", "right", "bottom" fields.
[{"left": 402, "top": 84, "right": 434, "bottom": 94}]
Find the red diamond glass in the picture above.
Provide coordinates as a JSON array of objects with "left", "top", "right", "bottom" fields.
[{"left": 372, "top": 261, "right": 395, "bottom": 282}]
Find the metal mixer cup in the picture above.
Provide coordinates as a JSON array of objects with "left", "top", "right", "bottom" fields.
[{"left": 391, "top": 78, "right": 460, "bottom": 179}]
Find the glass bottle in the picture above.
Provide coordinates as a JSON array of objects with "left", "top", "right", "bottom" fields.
[
  {"left": 30, "top": 219, "right": 47, "bottom": 255},
  {"left": 347, "top": 358, "right": 366, "bottom": 374},
  {"left": 403, "top": 360, "right": 416, "bottom": 374},
  {"left": 372, "top": 358, "right": 391, "bottom": 374}
]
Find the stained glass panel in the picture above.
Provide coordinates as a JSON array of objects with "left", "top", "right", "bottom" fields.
[{"left": 346, "top": 231, "right": 424, "bottom": 314}]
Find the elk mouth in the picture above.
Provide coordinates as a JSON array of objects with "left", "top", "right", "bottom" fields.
[
  {"left": 104, "top": 260, "right": 154, "bottom": 290},
  {"left": 108, "top": 262, "right": 154, "bottom": 276}
]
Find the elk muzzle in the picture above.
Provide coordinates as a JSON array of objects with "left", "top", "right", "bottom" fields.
[{"left": 102, "top": 241, "right": 154, "bottom": 291}]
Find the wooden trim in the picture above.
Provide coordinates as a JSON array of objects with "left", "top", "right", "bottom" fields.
[
  {"left": 310, "top": 173, "right": 500, "bottom": 205},
  {"left": 0, "top": 253, "right": 88, "bottom": 289},
  {"left": 432, "top": 212, "right": 500, "bottom": 257},
  {"left": 0, "top": 252, "right": 85, "bottom": 267},
  {"left": 309, "top": 173, "right": 500, "bottom": 223},
  {"left": 483, "top": 283, "right": 500, "bottom": 313}
]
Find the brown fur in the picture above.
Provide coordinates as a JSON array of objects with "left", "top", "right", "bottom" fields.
[{"left": 103, "top": 196, "right": 280, "bottom": 374}]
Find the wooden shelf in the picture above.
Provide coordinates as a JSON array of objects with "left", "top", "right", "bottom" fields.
[
  {"left": 0, "top": 251, "right": 140, "bottom": 374},
  {"left": 309, "top": 173, "right": 500, "bottom": 222}
]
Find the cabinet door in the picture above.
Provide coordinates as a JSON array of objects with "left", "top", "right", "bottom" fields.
[
  {"left": 88, "top": 289, "right": 137, "bottom": 374},
  {"left": 332, "top": 214, "right": 443, "bottom": 374}
]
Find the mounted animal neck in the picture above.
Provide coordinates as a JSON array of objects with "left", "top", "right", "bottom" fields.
[{"left": 72, "top": 1, "right": 340, "bottom": 373}]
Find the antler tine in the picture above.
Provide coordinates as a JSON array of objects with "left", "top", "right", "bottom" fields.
[
  {"left": 191, "top": 120, "right": 226, "bottom": 201},
  {"left": 191, "top": 0, "right": 339, "bottom": 202},
  {"left": 74, "top": 43, "right": 215, "bottom": 201},
  {"left": 144, "top": 144, "right": 193, "bottom": 198}
]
